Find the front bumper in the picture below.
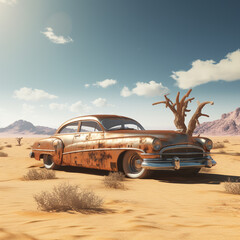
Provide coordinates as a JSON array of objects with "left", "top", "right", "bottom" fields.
[{"left": 141, "top": 155, "right": 216, "bottom": 170}]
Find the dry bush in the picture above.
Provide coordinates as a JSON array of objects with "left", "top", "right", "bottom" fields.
[
  {"left": 0, "top": 152, "right": 8, "bottom": 157},
  {"left": 0, "top": 146, "right": 4, "bottom": 150},
  {"left": 224, "top": 179, "right": 240, "bottom": 195},
  {"left": 34, "top": 182, "right": 103, "bottom": 212},
  {"left": 231, "top": 152, "right": 240, "bottom": 156},
  {"left": 219, "top": 150, "right": 226, "bottom": 154},
  {"left": 213, "top": 142, "right": 225, "bottom": 149},
  {"left": 23, "top": 169, "right": 56, "bottom": 180},
  {"left": 103, "top": 172, "right": 125, "bottom": 189},
  {"left": 223, "top": 139, "right": 229, "bottom": 143},
  {"left": 5, "top": 144, "right": 12, "bottom": 148}
]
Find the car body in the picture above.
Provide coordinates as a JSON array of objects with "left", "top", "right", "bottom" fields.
[{"left": 30, "top": 115, "right": 216, "bottom": 178}]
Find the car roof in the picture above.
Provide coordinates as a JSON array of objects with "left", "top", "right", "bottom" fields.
[{"left": 57, "top": 114, "right": 134, "bottom": 131}]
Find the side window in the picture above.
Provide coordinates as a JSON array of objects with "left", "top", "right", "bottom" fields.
[
  {"left": 59, "top": 122, "right": 79, "bottom": 134},
  {"left": 80, "top": 121, "right": 102, "bottom": 132}
]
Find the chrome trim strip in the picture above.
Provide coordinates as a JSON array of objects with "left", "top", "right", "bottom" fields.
[
  {"left": 141, "top": 153, "right": 160, "bottom": 156},
  {"left": 32, "top": 149, "right": 55, "bottom": 152},
  {"left": 143, "top": 156, "right": 209, "bottom": 162},
  {"left": 62, "top": 147, "right": 145, "bottom": 155},
  {"left": 161, "top": 152, "right": 206, "bottom": 155}
]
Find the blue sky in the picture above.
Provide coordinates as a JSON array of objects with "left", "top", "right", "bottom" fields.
[{"left": 0, "top": 0, "right": 240, "bottom": 129}]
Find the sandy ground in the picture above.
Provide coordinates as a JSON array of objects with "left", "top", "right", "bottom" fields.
[{"left": 0, "top": 136, "right": 240, "bottom": 240}]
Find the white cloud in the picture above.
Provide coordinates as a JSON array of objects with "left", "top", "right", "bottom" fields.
[
  {"left": 121, "top": 81, "right": 169, "bottom": 97},
  {"left": 171, "top": 49, "right": 240, "bottom": 89},
  {"left": 41, "top": 27, "right": 73, "bottom": 44},
  {"left": 49, "top": 103, "right": 67, "bottom": 111},
  {"left": 84, "top": 84, "right": 90, "bottom": 88},
  {"left": 94, "top": 79, "right": 117, "bottom": 88},
  {"left": 121, "top": 86, "right": 132, "bottom": 97},
  {"left": 22, "top": 103, "right": 35, "bottom": 114},
  {"left": 0, "top": 0, "right": 17, "bottom": 5},
  {"left": 70, "top": 101, "right": 91, "bottom": 113},
  {"left": 13, "top": 87, "right": 58, "bottom": 101},
  {"left": 92, "top": 98, "right": 107, "bottom": 107}
]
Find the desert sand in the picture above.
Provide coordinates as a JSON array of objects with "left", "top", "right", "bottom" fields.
[{"left": 0, "top": 136, "right": 240, "bottom": 240}]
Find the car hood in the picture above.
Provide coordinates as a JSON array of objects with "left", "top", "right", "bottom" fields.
[{"left": 104, "top": 130, "right": 192, "bottom": 144}]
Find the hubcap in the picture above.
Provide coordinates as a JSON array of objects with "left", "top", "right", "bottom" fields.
[
  {"left": 45, "top": 156, "right": 53, "bottom": 166},
  {"left": 129, "top": 155, "right": 143, "bottom": 173}
]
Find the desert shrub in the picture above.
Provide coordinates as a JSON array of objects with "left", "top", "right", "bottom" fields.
[
  {"left": 213, "top": 142, "right": 225, "bottom": 149},
  {"left": 5, "top": 144, "right": 12, "bottom": 148},
  {"left": 231, "top": 152, "right": 240, "bottom": 156},
  {"left": 223, "top": 139, "right": 230, "bottom": 143},
  {"left": 103, "top": 172, "right": 125, "bottom": 189},
  {"left": 219, "top": 150, "right": 226, "bottom": 154},
  {"left": 224, "top": 179, "right": 240, "bottom": 195},
  {"left": 0, "top": 152, "right": 8, "bottom": 157},
  {"left": 34, "top": 182, "right": 103, "bottom": 212},
  {"left": 0, "top": 146, "right": 4, "bottom": 150},
  {"left": 23, "top": 169, "right": 56, "bottom": 180}
]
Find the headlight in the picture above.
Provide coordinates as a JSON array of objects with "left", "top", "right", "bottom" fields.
[
  {"left": 205, "top": 139, "right": 213, "bottom": 150},
  {"left": 152, "top": 138, "right": 161, "bottom": 151}
]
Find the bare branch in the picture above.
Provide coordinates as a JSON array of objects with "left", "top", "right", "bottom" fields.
[
  {"left": 152, "top": 101, "right": 167, "bottom": 106},
  {"left": 180, "top": 89, "right": 192, "bottom": 106},
  {"left": 187, "top": 101, "right": 214, "bottom": 135}
]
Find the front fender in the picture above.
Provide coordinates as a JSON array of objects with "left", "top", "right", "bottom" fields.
[{"left": 32, "top": 137, "right": 63, "bottom": 165}]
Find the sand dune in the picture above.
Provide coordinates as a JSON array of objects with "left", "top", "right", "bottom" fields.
[{"left": 0, "top": 137, "right": 240, "bottom": 240}]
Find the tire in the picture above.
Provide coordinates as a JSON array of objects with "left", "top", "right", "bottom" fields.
[
  {"left": 43, "top": 155, "right": 59, "bottom": 170},
  {"left": 177, "top": 168, "right": 201, "bottom": 176},
  {"left": 122, "top": 151, "right": 150, "bottom": 179}
]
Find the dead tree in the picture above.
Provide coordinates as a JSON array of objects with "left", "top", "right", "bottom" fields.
[
  {"left": 16, "top": 137, "right": 23, "bottom": 146},
  {"left": 152, "top": 89, "right": 214, "bottom": 136},
  {"left": 187, "top": 101, "right": 214, "bottom": 135}
]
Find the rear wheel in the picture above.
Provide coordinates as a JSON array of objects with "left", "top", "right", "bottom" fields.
[
  {"left": 43, "top": 155, "right": 59, "bottom": 170},
  {"left": 122, "top": 151, "right": 150, "bottom": 179}
]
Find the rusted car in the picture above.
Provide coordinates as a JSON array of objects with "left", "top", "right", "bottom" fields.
[{"left": 30, "top": 115, "right": 216, "bottom": 178}]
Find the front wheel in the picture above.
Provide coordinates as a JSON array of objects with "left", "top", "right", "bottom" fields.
[
  {"left": 43, "top": 155, "right": 59, "bottom": 170},
  {"left": 122, "top": 151, "right": 150, "bottom": 179}
]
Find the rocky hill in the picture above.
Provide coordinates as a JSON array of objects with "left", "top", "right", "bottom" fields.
[
  {"left": 0, "top": 120, "right": 56, "bottom": 135},
  {"left": 194, "top": 107, "right": 240, "bottom": 135}
]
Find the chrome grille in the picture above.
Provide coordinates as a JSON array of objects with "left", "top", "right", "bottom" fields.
[{"left": 161, "top": 145, "right": 204, "bottom": 160}]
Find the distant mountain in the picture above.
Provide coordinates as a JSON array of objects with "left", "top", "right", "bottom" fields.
[
  {"left": 194, "top": 107, "right": 240, "bottom": 135},
  {"left": 0, "top": 120, "right": 56, "bottom": 135}
]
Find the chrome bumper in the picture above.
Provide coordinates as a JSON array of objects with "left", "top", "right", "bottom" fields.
[{"left": 141, "top": 156, "right": 217, "bottom": 170}]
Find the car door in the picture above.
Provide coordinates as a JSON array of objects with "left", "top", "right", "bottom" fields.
[
  {"left": 71, "top": 120, "right": 104, "bottom": 168},
  {"left": 56, "top": 121, "right": 80, "bottom": 165}
]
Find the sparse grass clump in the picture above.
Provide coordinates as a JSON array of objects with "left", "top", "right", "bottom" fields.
[
  {"left": 0, "top": 146, "right": 4, "bottom": 150},
  {"left": 213, "top": 142, "right": 225, "bottom": 149},
  {"left": 0, "top": 152, "right": 8, "bottom": 157},
  {"left": 23, "top": 169, "right": 56, "bottom": 180},
  {"left": 34, "top": 182, "right": 103, "bottom": 212},
  {"left": 223, "top": 139, "right": 230, "bottom": 143},
  {"left": 224, "top": 179, "right": 240, "bottom": 195},
  {"left": 5, "top": 144, "right": 12, "bottom": 148},
  {"left": 103, "top": 172, "right": 125, "bottom": 189}
]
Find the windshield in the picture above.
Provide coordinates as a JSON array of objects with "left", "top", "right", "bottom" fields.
[{"left": 101, "top": 117, "right": 145, "bottom": 131}]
